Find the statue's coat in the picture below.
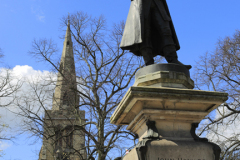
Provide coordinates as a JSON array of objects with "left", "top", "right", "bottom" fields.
[{"left": 120, "top": 0, "right": 180, "bottom": 57}]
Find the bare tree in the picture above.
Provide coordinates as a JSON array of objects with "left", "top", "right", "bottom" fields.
[
  {"left": 194, "top": 30, "right": 240, "bottom": 160},
  {"left": 0, "top": 49, "right": 22, "bottom": 157},
  {"left": 0, "top": 48, "right": 22, "bottom": 107},
  {"left": 68, "top": 13, "right": 142, "bottom": 160},
  {"left": 17, "top": 12, "right": 145, "bottom": 160}
]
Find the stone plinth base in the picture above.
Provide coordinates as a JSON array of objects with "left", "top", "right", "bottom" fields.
[
  {"left": 123, "top": 139, "right": 219, "bottom": 160},
  {"left": 110, "top": 64, "right": 228, "bottom": 160},
  {"left": 134, "top": 64, "right": 194, "bottom": 89}
]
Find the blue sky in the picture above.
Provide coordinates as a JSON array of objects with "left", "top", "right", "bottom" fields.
[{"left": 1, "top": 0, "right": 240, "bottom": 159}]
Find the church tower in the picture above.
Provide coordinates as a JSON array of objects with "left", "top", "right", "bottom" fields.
[{"left": 39, "top": 21, "right": 86, "bottom": 160}]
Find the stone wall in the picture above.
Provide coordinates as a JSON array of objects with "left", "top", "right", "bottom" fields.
[{"left": 39, "top": 109, "right": 86, "bottom": 160}]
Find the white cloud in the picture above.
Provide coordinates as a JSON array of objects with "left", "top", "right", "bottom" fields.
[
  {"left": 0, "top": 65, "right": 86, "bottom": 156},
  {"left": 31, "top": 6, "right": 45, "bottom": 22},
  {"left": 0, "top": 65, "right": 56, "bottom": 138},
  {"left": 205, "top": 105, "right": 240, "bottom": 149},
  {"left": 0, "top": 141, "right": 11, "bottom": 150},
  {"left": 37, "top": 15, "right": 45, "bottom": 22},
  {"left": 12, "top": 65, "right": 55, "bottom": 82}
]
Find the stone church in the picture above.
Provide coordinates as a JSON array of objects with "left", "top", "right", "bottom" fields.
[{"left": 38, "top": 21, "right": 86, "bottom": 160}]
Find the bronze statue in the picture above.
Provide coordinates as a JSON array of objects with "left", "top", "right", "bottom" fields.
[{"left": 120, "top": 0, "right": 190, "bottom": 68}]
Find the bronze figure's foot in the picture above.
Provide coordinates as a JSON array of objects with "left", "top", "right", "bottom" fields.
[
  {"left": 170, "top": 58, "right": 192, "bottom": 69},
  {"left": 164, "top": 47, "right": 191, "bottom": 69},
  {"left": 145, "top": 58, "right": 154, "bottom": 66},
  {"left": 165, "top": 55, "right": 192, "bottom": 69}
]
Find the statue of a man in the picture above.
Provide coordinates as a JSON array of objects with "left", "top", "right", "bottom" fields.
[{"left": 120, "top": 0, "right": 187, "bottom": 67}]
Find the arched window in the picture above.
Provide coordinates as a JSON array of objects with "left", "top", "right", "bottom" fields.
[
  {"left": 63, "top": 92, "right": 69, "bottom": 106},
  {"left": 55, "top": 127, "right": 63, "bottom": 148},
  {"left": 66, "top": 126, "right": 73, "bottom": 148}
]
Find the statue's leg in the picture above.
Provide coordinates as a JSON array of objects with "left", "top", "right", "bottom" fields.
[
  {"left": 154, "top": 17, "right": 179, "bottom": 63},
  {"left": 162, "top": 43, "right": 178, "bottom": 63},
  {"left": 140, "top": 47, "right": 154, "bottom": 65},
  {"left": 152, "top": 5, "right": 191, "bottom": 69},
  {"left": 163, "top": 44, "right": 191, "bottom": 69},
  {"left": 140, "top": 2, "right": 155, "bottom": 66}
]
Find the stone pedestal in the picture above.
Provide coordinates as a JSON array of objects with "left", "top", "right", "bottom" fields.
[{"left": 110, "top": 64, "right": 228, "bottom": 160}]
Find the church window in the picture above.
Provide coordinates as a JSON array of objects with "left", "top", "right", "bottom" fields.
[
  {"left": 55, "top": 129, "right": 63, "bottom": 148},
  {"left": 63, "top": 92, "right": 69, "bottom": 106},
  {"left": 66, "top": 127, "right": 73, "bottom": 148}
]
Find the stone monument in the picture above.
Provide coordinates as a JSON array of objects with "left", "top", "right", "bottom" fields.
[
  {"left": 111, "top": 64, "right": 228, "bottom": 160},
  {"left": 110, "top": 1, "right": 228, "bottom": 159}
]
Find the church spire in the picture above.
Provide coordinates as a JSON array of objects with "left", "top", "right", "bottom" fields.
[{"left": 52, "top": 20, "right": 79, "bottom": 110}]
